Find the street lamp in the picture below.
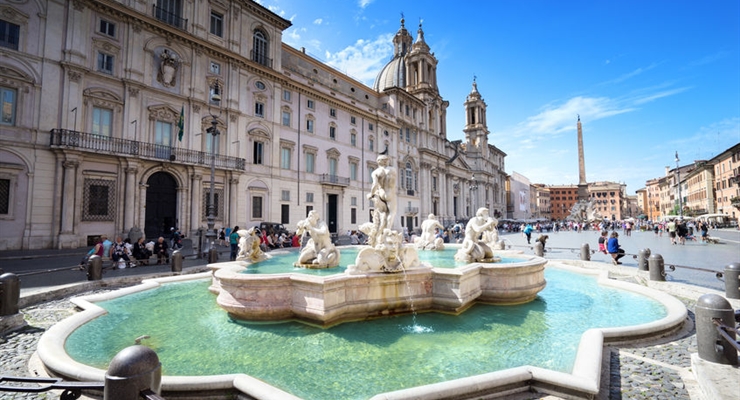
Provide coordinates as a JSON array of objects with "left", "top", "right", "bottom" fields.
[
  {"left": 470, "top": 174, "right": 479, "bottom": 214},
  {"left": 675, "top": 151, "right": 683, "bottom": 218},
  {"left": 205, "top": 83, "right": 222, "bottom": 262}
]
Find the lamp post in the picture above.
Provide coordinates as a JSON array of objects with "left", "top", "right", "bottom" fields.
[
  {"left": 675, "top": 151, "right": 683, "bottom": 218},
  {"left": 470, "top": 174, "right": 478, "bottom": 214},
  {"left": 205, "top": 84, "right": 222, "bottom": 262}
]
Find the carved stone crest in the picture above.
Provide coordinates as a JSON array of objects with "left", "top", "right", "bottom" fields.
[{"left": 157, "top": 49, "right": 179, "bottom": 87}]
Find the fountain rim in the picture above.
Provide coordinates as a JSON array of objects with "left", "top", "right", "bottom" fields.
[{"left": 35, "top": 261, "right": 688, "bottom": 399}]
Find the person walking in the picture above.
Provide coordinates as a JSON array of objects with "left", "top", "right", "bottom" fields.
[
  {"left": 666, "top": 219, "right": 677, "bottom": 244},
  {"left": 229, "top": 226, "right": 240, "bottom": 261},
  {"left": 523, "top": 223, "right": 534, "bottom": 244},
  {"left": 607, "top": 231, "right": 625, "bottom": 265}
]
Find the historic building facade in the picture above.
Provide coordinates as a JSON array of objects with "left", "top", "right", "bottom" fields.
[{"left": 0, "top": 0, "right": 507, "bottom": 250}]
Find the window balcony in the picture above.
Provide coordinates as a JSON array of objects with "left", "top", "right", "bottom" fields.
[
  {"left": 404, "top": 206, "right": 419, "bottom": 215},
  {"left": 153, "top": 5, "right": 188, "bottom": 30},
  {"left": 319, "top": 174, "right": 349, "bottom": 186},
  {"left": 50, "top": 129, "right": 245, "bottom": 171},
  {"left": 251, "top": 50, "right": 273, "bottom": 68}
]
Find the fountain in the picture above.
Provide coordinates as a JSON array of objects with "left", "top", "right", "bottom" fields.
[
  {"left": 34, "top": 155, "right": 687, "bottom": 399},
  {"left": 211, "top": 155, "right": 545, "bottom": 326}
]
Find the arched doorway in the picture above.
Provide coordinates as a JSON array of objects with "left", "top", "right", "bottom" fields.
[{"left": 145, "top": 172, "right": 177, "bottom": 239}]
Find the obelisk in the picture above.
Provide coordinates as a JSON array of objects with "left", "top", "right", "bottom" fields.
[{"left": 576, "top": 115, "right": 588, "bottom": 201}]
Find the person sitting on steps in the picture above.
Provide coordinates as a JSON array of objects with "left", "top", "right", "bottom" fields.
[{"left": 607, "top": 231, "right": 625, "bottom": 265}]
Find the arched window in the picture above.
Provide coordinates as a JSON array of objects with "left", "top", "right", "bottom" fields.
[{"left": 253, "top": 29, "right": 269, "bottom": 67}]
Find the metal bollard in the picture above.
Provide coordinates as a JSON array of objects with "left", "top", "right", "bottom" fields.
[
  {"left": 637, "top": 248, "right": 651, "bottom": 271},
  {"left": 580, "top": 243, "right": 590, "bottom": 261},
  {"left": 724, "top": 262, "right": 740, "bottom": 299},
  {"left": 87, "top": 255, "right": 103, "bottom": 281},
  {"left": 104, "top": 345, "right": 162, "bottom": 400},
  {"left": 648, "top": 254, "right": 665, "bottom": 281},
  {"left": 171, "top": 250, "right": 183, "bottom": 274},
  {"left": 695, "top": 294, "right": 738, "bottom": 365},
  {"left": 533, "top": 242, "right": 544, "bottom": 257},
  {"left": 208, "top": 247, "right": 218, "bottom": 263},
  {"left": 0, "top": 273, "right": 21, "bottom": 316}
]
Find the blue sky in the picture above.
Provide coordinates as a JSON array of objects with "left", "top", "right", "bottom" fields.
[{"left": 258, "top": 0, "right": 740, "bottom": 195}]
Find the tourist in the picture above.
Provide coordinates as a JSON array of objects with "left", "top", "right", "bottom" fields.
[
  {"left": 597, "top": 230, "right": 608, "bottom": 254},
  {"left": 677, "top": 220, "right": 688, "bottom": 245},
  {"left": 110, "top": 236, "right": 131, "bottom": 268},
  {"left": 666, "top": 218, "right": 677, "bottom": 244},
  {"left": 133, "top": 236, "right": 151, "bottom": 265},
  {"left": 218, "top": 227, "right": 226, "bottom": 246},
  {"left": 607, "top": 231, "right": 625, "bottom": 265},
  {"left": 699, "top": 221, "right": 709, "bottom": 242},
  {"left": 523, "top": 223, "right": 534, "bottom": 244},
  {"left": 153, "top": 236, "right": 169, "bottom": 264},
  {"left": 229, "top": 226, "right": 240, "bottom": 261}
]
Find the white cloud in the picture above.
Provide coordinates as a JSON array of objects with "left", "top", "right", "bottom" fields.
[
  {"left": 514, "top": 96, "right": 634, "bottom": 137},
  {"left": 633, "top": 87, "right": 691, "bottom": 105},
  {"left": 324, "top": 34, "right": 394, "bottom": 84},
  {"left": 313, "top": 18, "right": 323, "bottom": 25},
  {"left": 358, "top": 0, "right": 375, "bottom": 9}
]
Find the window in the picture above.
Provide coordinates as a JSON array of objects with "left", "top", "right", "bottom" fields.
[
  {"left": 306, "top": 192, "right": 314, "bottom": 203},
  {"left": 155, "top": 121, "right": 172, "bottom": 145},
  {"left": 155, "top": 0, "right": 184, "bottom": 29},
  {"left": 329, "top": 158, "right": 338, "bottom": 177},
  {"left": 210, "top": 62, "right": 221, "bottom": 74},
  {"left": 283, "top": 90, "right": 291, "bottom": 101},
  {"left": 305, "top": 152, "right": 315, "bottom": 173},
  {"left": 282, "top": 111, "right": 291, "bottom": 126},
  {"left": 350, "top": 162, "right": 358, "bottom": 180},
  {"left": 255, "top": 81, "right": 265, "bottom": 90},
  {"left": 306, "top": 119, "right": 314, "bottom": 133},
  {"left": 99, "top": 19, "right": 116, "bottom": 37},
  {"left": 432, "top": 176, "right": 437, "bottom": 191},
  {"left": 210, "top": 11, "right": 223, "bottom": 37},
  {"left": 405, "top": 128, "right": 410, "bottom": 142},
  {"left": 0, "top": 87, "right": 17, "bottom": 125},
  {"left": 203, "top": 189, "right": 223, "bottom": 219},
  {"left": 253, "top": 141, "right": 264, "bottom": 164},
  {"left": 205, "top": 127, "right": 220, "bottom": 154},
  {"left": 97, "top": 52, "right": 114, "bottom": 74},
  {"left": 405, "top": 105, "right": 410, "bottom": 116},
  {"left": 329, "top": 126, "right": 336, "bottom": 140},
  {"left": 350, "top": 133, "right": 357, "bottom": 147},
  {"left": 369, "top": 123, "right": 374, "bottom": 131},
  {"left": 351, "top": 207, "right": 357, "bottom": 224},
  {"left": 252, "top": 29, "right": 269, "bottom": 66},
  {"left": 251, "top": 196, "right": 263, "bottom": 219},
  {"left": 281, "top": 190, "right": 290, "bottom": 201},
  {"left": 0, "top": 20, "right": 20, "bottom": 50},
  {"left": 307, "top": 99, "right": 314, "bottom": 109},
  {"left": 0, "top": 178, "right": 10, "bottom": 215},
  {"left": 330, "top": 108, "right": 336, "bottom": 117},
  {"left": 281, "top": 147, "right": 291, "bottom": 169},
  {"left": 255, "top": 102, "right": 264, "bottom": 117},
  {"left": 281, "top": 204, "right": 290, "bottom": 224},
  {"left": 83, "top": 179, "right": 115, "bottom": 221},
  {"left": 92, "top": 107, "right": 113, "bottom": 137},
  {"left": 405, "top": 162, "right": 413, "bottom": 190},
  {"left": 350, "top": 116, "right": 356, "bottom": 125},
  {"left": 368, "top": 138, "right": 374, "bottom": 152}
]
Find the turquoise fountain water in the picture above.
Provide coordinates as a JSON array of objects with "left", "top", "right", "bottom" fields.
[{"left": 65, "top": 267, "right": 666, "bottom": 400}]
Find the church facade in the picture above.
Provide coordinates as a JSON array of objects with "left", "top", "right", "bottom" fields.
[{"left": 0, "top": 0, "right": 507, "bottom": 250}]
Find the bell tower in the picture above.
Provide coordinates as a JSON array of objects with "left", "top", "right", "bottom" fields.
[{"left": 463, "top": 77, "right": 489, "bottom": 153}]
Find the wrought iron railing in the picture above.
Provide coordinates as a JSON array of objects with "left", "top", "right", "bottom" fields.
[
  {"left": 250, "top": 50, "right": 273, "bottom": 68},
  {"left": 153, "top": 5, "right": 188, "bottom": 30},
  {"left": 50, "top": 129, "right": 245, "bottom": 171},
  {"left": 319, "top": 174, "right": 349, "bottom": 186},
  {"left": 404, "top": 207, "right": 419, "bottom": 214}
]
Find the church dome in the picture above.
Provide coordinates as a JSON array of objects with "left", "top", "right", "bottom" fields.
[
  {"left": 373, "top": 56, "right": 406, "bottom": 92},
  {"left": 373, "top": 18, "right": 413, "bottom": 92}
]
